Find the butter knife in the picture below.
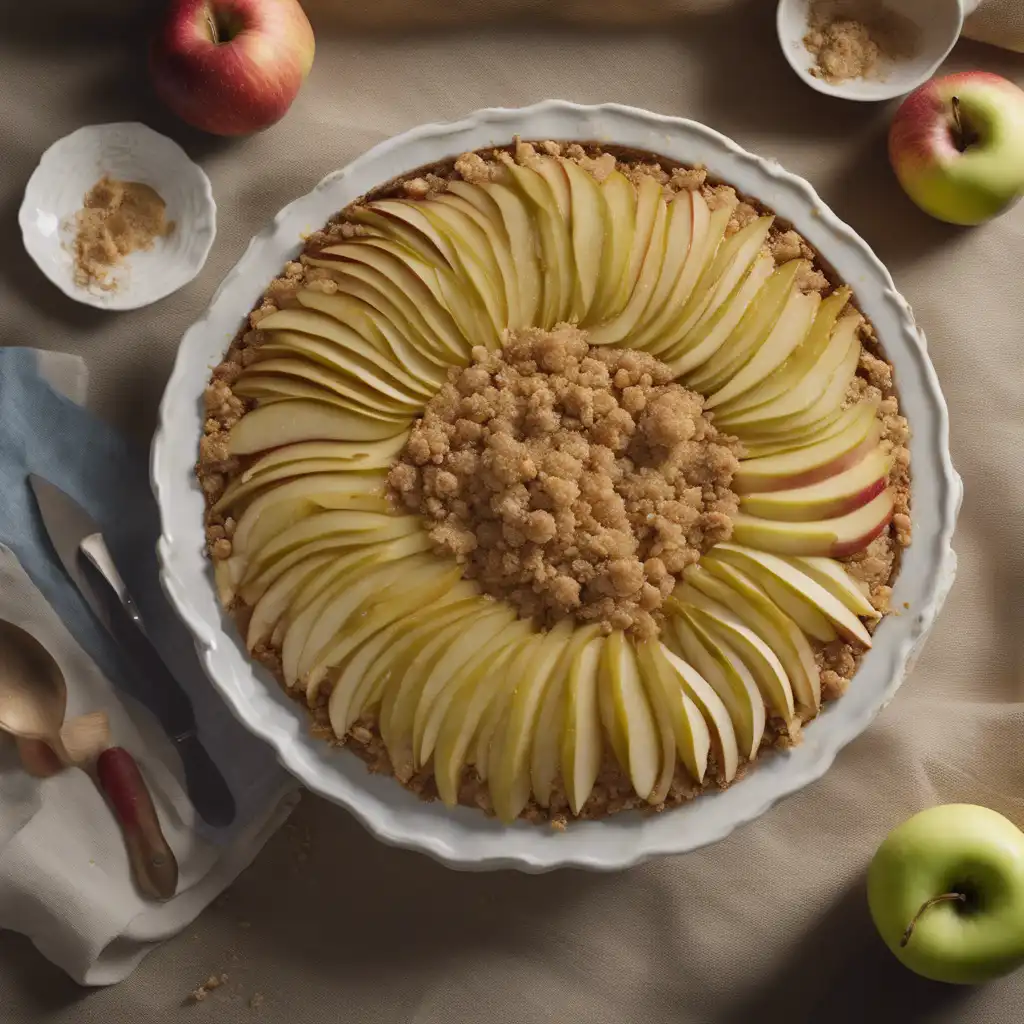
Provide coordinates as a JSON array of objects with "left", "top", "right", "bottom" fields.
[{"left": 29, "top": 475, "right": 236, "bottom": 828}]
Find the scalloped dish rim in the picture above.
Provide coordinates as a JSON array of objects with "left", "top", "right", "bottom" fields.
[{"left": 151, "top": 101, "right": 962, "bottom": 873}]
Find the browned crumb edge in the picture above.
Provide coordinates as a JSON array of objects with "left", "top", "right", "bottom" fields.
[{"left": 197, "top": 140, "right": 911, "bottom": 825}]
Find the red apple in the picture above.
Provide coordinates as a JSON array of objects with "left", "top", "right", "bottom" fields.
[
  {"left": 889, "top": 72, "right": 1024, "bottom": 226},
  {"left": 150, "top": 0, "right": 315, "bottom": 136}
]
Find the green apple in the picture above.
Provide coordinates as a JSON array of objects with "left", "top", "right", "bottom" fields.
[
  {"left": 867, "top": 804, "right": 1024, "bottom": 984},
  {"left": 889, "top": 72, "right": 1024, "bottom": 226}
]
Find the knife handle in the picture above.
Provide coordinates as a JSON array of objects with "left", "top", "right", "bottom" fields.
[{"left": 96, "top": 747, "right": 179, "bottom": 901}]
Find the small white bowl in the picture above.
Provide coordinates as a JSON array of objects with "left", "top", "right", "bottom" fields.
[
  {"left": 19, "top": 123, "right": 216, "bottom": 311},
  {"left": 777, "top": 0, "right": 965, "bottom": 103}
]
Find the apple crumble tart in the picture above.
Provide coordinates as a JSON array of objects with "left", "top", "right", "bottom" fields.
[{"left": 197, "top": 139, "right": 911, "bottom": 824}]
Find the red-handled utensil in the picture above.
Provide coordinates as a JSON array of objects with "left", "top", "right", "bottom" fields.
[{"left": 96, "top": 747, "right": 179, "bottom": 901}]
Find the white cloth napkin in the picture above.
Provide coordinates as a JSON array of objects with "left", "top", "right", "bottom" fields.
[{"left": 0, "top": 353, "right": 299, "bottom": 986}]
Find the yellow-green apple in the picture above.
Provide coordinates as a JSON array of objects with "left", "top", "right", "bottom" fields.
[
  {"left": 889, "top": 72, "right": 1024, "bottom": 226},
  {"left": 868, "top": 804, "right": 1024, "bottom": 984},
  {"left": 150, "top": 0, "right": 315, "bottom": 136}
]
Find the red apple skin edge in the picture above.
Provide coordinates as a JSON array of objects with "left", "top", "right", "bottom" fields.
[{"left": 150, "top": 0, "right": 315, "bottom": 136}]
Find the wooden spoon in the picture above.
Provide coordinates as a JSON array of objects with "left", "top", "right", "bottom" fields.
[{"left": 0, "top": 619, "right": 179, "bottom": 900}]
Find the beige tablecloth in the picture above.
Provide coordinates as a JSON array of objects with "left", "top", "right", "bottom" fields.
[{"left": 2, "top": 2, "right": 1023, "bottom": 1020}]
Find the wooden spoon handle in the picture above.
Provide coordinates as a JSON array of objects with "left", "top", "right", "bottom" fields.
[{"left": 96, "top": 747, "right": 179, "bottom": 901}]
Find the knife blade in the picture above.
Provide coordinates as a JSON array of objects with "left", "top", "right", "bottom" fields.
[{"left": 28, "top": 474, "right": 236, "bottom": 828}]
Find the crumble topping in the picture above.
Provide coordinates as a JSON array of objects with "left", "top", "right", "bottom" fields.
[{"left": 388, "top": 326, "right": 740, "bottom": 638}]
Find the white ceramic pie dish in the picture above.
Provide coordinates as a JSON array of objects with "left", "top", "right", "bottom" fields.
[{"left": 152, "top": 101, "right": 961, "bottom": 873}]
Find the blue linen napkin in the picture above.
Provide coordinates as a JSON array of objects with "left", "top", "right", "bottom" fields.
[{"left": 0, "top": 346, "right": 292, "bottom": 843}]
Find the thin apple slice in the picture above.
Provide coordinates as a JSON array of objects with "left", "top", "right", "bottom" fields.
[
  {"left": 732, "top": 403, "right": 881, "bottom": 494},
  {"left": 291, "top": 287, "right": 393, "bottom": 358},
  {"left": 678, "top": 260, "right": 803, "bottom": 388},
  {"left": 636, "top": 640, "right": 712, "bottom": 783},
  {"left": 664, "top": 253, "right": 776, "bottom": 375},
  {"left": 707, "top": 545, "right": 833, "bottom": 640},
  {"left": 687, "top": 560, "right": 820, "bottom": 713},
  {"left": 303, "top": 560, "right": 464, "bottom": 701},
  {"left": 635, "top": 640, "right": 711, "bottom": 789},
  {"left": 249, "top": 340, "right": 422, "bottom": 410},
  {"left": 257, "top": 307, "right": 431, "bottom": 396},
  {"left": 499, "top": 156, "right": 572, "bottom": 327},
  {"left": 713, "top": 287, "right": 852, "bottom": 417},
  {"left": 313, "top": 239, "right": 470, "bottom": 360},
  {"left": 238, "top": 356, "right": 419, "bottom": 416},
  {"left": 229, "top": 400, "right": 407, "bottom": 455},
  {"left": 244, "top": 509, "right": 410, "bottom": 583},
  {"left": 719, "top": 313, "right": 861, "bottom": 433},
  {"left": 328, "top": 590, "right": 479, "bottom": 737},
  {"left": 288, "top": 267, "right": 451, "bottom": 382},
  {"left": 703, "top": 291, "right": 822, "bottom": 409},
  {"left": 626, "top": 189, "right": 710, "bottom": 350},
  {"left": 711, "top": 542, "right": 875, "bottom": 645},
  {"left": 560, "top": 158, "right": 606, "bottom": 321},
  {"left": 420, "top": 616, "right": 538, "bottom": 777},
  {"left": 233, "top": 373, "right": 396, "bottom": 418},
  {"left": 479, "top": 181, "right": 542, "bottom": 327},
  {"left": 737, "top": 408, "right": 847, "bottom": 459},
  {"left": 620, "top": 176, "right": 664, "bottom": 306},
  {"left": 656, "top": 642, "right": 738, "bottom": 783},
  {"left": 368, "top": 199, "right": 460, "bottom": 266},
  {"left": 530, "top": 626, "right": 602, "bottom": 809},
  {"left": 384, "top": 604, "right": 516, "bottom": 776},
  {"left": 216, "top": 462, "right": 389, "bottom": 513},
  {"left": 587, "top": 196, "right": 668, "bottom": 346},
  {"left": 433, "top": 635, "right": 526, "bottom": 806},
  {"left": 232, "top": 472, "right": 387, "bottom": 556},
  {"left": 380, "top": 610, "right": 491, "bottom": 773},
  {"left": 417, "top": 199, "right": 508, "bottom": 332},
  {"left": 350, "top": 204, "right": 452, "bottom": 268},
  {"left": 490, "top": 620, "right": 577, "bottom": 822},
  {"left": 787, "top": 556, "right": 881, "bottom": 619},
  {"left": 674, "top": 586, "right": 796, "bottom": 722},
  {"left": 631, "top": 190, "right": 695, "bottom": 339},
  {"left": 287, "top": 553, "right": 431, "bottom": 691},
  {"left": 414, "top": 614, "right": 534, "bottom": 769},
  {"left": 732, "top": 489, "right": 895, "bottom": 559},
  {"left": 589, "top": 169, "right": 637, "bottom": 324},
  {"left": 668, "top": 611, "right": 765, "bottom": 761},
  {"left": 740, "top": 447, "right": 891, "bottom": 522},
  {"left": 475, "top": 634, "right": 540, "bottom": 782},
  {"left": 433, "top": 190, "right": 521, "bottom": 328},
  {"left": 598, "top": 631, "right": 660, "bottom": 802},
  {"left": 240, "top": 523, "right": 427, "bottom": 607},
  {"left": 275, "top": 546, "right": 402, "bottom": 685},
  {"left": 246, "top": 552, "right": 336, "bottom": 651},
  {"left": 239, "top": 434, "right": 407, "bottom": 480},
  {"left": 360, "top": 235, "right": 492, "bottom": 352},
  {"left": 560, "top": 635, "right": 605, "bottom": 814},
  {"left": 658, "top": 214, "right": 774, "bottom": 356}
]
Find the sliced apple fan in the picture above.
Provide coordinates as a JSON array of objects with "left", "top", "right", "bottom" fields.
[{"left": 216, "top": 151, "right": 898, "bottom": 821}]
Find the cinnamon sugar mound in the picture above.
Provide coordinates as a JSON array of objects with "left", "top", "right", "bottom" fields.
[
  {"left": 388, "top": 326, "right": 741, "bottom": 638},
  {"left": 70, "top": 175, "right": 174, "bottom": 291},
  {"left": 804, "top": 0, "right": 919, "bottom": 84}
]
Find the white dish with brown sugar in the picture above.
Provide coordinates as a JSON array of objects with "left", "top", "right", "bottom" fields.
[{"left": 153, "top": 102, "right": 960, "bottom": 871}]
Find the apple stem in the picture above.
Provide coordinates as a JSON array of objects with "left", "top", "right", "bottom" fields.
[
  {"left": 205, "top": 9, "right": 220, "bottom": 45},
  {"left": 899, "top": 892, "right": 967, "bottom": 948}
]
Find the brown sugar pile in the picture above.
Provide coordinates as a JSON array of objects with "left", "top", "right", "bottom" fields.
[
  {"left": 70, "top": 175, "right": 174, "bottom": 290},
  {"left": 804, "top": 0, "right": 920, "bottom": 84},
  {"left": 388, "top": 326, "right": 741, "bottom": 639}
]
